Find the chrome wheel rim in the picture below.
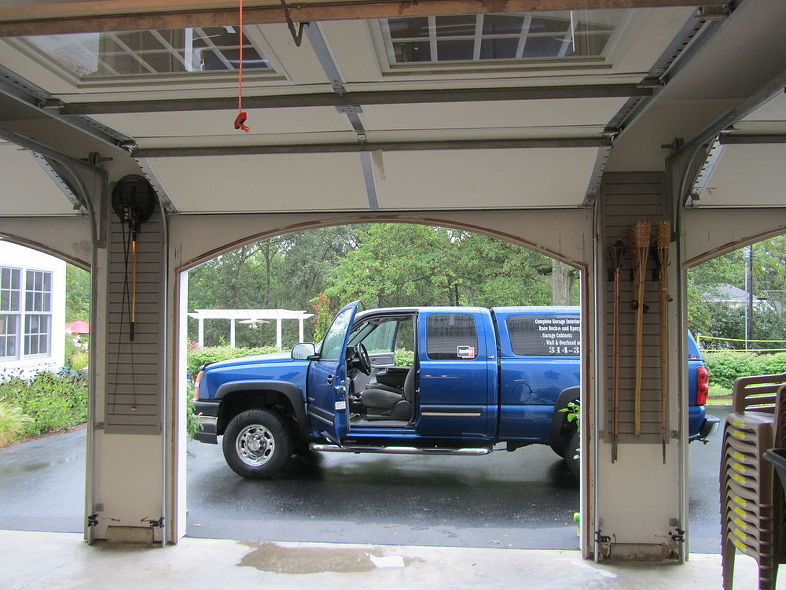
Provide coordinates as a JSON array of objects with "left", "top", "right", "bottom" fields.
[{"left": 236, "top": 424, "right": 275, "bottom": 466}]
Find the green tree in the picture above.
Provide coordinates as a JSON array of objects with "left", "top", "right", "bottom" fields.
[{"left": 65, "top": 265, "right": 91, "bottom": 323}]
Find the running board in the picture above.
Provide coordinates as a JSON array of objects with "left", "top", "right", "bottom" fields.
[{"left": 310, "top": 444, "right": 492, "bottom": 456}]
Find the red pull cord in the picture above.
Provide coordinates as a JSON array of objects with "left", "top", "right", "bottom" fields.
[{"left": 234, "top": 0, "right": 250, "bottom": 132}]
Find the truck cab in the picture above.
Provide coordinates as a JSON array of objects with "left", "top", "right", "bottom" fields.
[{"left": 193, "top": 301, "right": 716, "bottom": 479}]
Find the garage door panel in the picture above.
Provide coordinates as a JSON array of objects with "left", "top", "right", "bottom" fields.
[
  {"left": 375, "top": 148, "right": 600, "bottom": 209},
  {"left": 361, "top": 98, "right": 628, "bottom": 131},
  {"left": 147, "top": 153, "right": 370, "bottom": 212},
  {"left": 92, "top": 106, "right": 352, "bottom": 139},
  {"left": 699, "top": 144, "right": 786, "bottom": 207},
  {"left": 0, "top": 143, "right": 77, "bottom": 216}
]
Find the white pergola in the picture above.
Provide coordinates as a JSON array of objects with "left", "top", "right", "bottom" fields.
[{"left": 188, "top": 309, "right": 313, "bottom": 349}]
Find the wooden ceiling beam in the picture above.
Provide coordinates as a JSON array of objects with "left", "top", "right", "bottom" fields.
[{"left": 0, "top": 0, "right": 707, "bottom": 36}]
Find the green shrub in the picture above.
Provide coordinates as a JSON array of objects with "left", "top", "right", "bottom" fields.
[
  {"left": 187, "top": 346, "right": 280, "bottom": 376},
  {"left": 0, "top": 371, "right": 88, "bottom": 436},
  {"left": 186, "top": 397, "right": 201, "bottom": 439},
  {"left": 704, "top": 352, "right": 757, "bottom": 390},
  {"left": 394, "top": 349, "right": 414, "bottom": 367},
  {"left": 705, "top": 351, "right": 786, "bottom": 390},
  {"left": 70, "top": 351, "right": 89, "bottom": 371},
  {"left": 0, "top": 401, "right": 33, "bottom": 445},
  {"left": 753, "top": 352, "right": 786, "bottom": 377}
]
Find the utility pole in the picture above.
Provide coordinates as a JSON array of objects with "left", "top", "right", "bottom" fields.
[{"left": 745, "top": 245, "right": 754, "bottom": 351}]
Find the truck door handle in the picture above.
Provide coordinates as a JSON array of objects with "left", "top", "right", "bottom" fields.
[{"left": 326, "top": 374, "right": 334, "bottom": 385}]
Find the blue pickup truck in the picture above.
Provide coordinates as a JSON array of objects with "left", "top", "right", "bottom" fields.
[{"left": 193, "top": 302, "right": 717, "bottom": 479}]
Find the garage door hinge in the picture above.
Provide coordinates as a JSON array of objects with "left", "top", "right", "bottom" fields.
[
  {"left": 147, "top": 517, "right": 165, "bottom": 528},
  {"left": 670, "top": 528, "right": 686, "bottom": 543},
  {"left": 87, "top": 514, "right": 98, "bottom": 527}
]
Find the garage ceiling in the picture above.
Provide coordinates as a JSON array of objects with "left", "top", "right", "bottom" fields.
[{"left": 0, "top": 0, "right": 784, "bottom": 215}]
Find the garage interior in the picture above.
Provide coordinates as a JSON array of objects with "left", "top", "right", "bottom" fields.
[{"left": 0, "top": 0, "right": 786, "bottom": 574}]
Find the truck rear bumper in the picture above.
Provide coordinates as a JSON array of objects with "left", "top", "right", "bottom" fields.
[
  {"left": 194, "top": 400, "right": 219, "bottom": 444},
  {"left": 690, "top": 414, "right": 720, "bottom": 443}
]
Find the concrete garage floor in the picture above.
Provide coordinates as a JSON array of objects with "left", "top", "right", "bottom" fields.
[{"left": 0, "top": 529, "right": 778, "bottom": 590}]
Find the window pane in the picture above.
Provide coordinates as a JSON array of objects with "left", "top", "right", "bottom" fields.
[
  {"left": 320, "top": 307, "right": 353, "bottom": 361},
  {"left": 392, "top": 41, "right": 431, "bottom": 63},
  {"left": 480, "top": 38, "right": 519, "bottom": 60},
  {"left": 1, "top": 267, "right": 20, "bottom": 312},
  {"left": 24, "top": 25, "right": 272, "bottom": 78},
  {"left": 521, "top": 36, "right": 565, "bottom": 58},
  {"left": 529, "top": 15, "right": 571, "bottom": 34},
  {"left": 435, "top": 15, "right": 477, "bottom": 38},
  {"left": 388, "top": 17, "right": 429, "bottom": 39},
  {"left": 361, "top": 321, "right": 398, "bottom": 353},
  {"left": 426, "top": 314, "right": 478, "bottom": 360},
  {"left": 506, "top": 314, "right": 580, "bottom": 356},
  {"left": 26, "top": 270, "right": 34, "bottom": 291},
  {"left": 0, "top": 314, "right": 18, "bottom": 358},
  {"left": 382, "top": 9, "right": 624, "bottom": 64},
  {"left": 43, "top": 273, "right": 51, "bottom": 291},
  {"left": 437, "top": 40, "right": 474, "bottom": 61},
  {"left": 482, "top": 15, "right": 525, "bottom": 35},
  {"left": 24, "top": 314, "right": 49, "bottom": 356}
]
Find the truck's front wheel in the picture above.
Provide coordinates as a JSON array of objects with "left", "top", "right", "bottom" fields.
[{"left": 223, "top": 409, "right": 292, "bottom": 479}]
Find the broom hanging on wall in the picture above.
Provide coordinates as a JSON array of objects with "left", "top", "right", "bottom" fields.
[
  {"left": 656, "top": 221, "right": 671, "bottom": 462},
  {"left": 630, "top": 221, "right": 651, "bottom": 437}
]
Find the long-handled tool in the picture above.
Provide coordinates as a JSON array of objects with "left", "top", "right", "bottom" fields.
[
  {"left": 609, "top": 239, "right": 626, "bottom": 462},
  {"left": 630, "top": 221, "right": 651, "bottom": 437},
  {"left": 656, "top": 221, "right": 671, "bottom": 462}
]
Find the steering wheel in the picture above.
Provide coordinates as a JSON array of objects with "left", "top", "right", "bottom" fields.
[{"left": 354, "top": 343, "right": 372, "bottom": 375}]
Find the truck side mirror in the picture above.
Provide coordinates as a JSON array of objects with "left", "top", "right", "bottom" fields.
[{"left": 291, "top": 342, "right": 316, "bottom": 360}]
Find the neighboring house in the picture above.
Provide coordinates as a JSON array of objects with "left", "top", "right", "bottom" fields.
[
  {"left": 703, "top": 283, "right": 767, "bottom": 307},
  {"left": 0, "top": 241, "right": 66, "bottom": 378}
]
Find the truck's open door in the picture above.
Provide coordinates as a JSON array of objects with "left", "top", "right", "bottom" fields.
[{"left": 305, "top": 301, "right": 359, "bottom": 442}]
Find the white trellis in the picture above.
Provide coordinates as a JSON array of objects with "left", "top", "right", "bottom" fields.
[{"left": 188, "top": 309, "right": 313, "bottom": 349}]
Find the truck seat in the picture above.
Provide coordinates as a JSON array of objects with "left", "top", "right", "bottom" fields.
[{"left": 361, "top": 366, "right": 414, "bottom": 421}]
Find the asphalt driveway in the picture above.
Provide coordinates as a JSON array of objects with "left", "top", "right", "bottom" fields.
[{"left": 0, "top": 408, "right": 727, "bottom": 552}]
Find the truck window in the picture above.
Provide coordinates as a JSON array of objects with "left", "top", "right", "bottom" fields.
[
  {"left": 361, "top": 320, "right": 397, "bottom": 353},
  {"left": 506, "top": 314, "right": 580, "bottom": 356},
  {"left": 426, "top": 314, "right": 478, "bottom": 360},
  {"left": 320, "top": 307, "right": 353, "bottom": 360}
]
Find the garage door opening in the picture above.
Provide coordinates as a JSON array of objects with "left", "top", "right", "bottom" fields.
[
  {"left": 0, "top": 240, "right": 91, "bottom": 534},
  {"left": 181, "top": 221, "right": 585, "bottom": 550},
  {"left": 687, "top": 232, "right": 786, "bottom": 553}
]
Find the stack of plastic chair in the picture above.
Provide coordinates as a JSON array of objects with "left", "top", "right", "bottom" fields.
[{"left": 721, "top": 373, "right": 786, "bottom": 590}]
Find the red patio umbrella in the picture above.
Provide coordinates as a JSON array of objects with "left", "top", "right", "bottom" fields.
[{"left": 65, "top": 320, "right": 90, "bottom": 334}]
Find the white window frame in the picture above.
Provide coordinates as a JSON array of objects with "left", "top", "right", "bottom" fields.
[
  {"left": 0, "top": 266, "right": 54, "bottom": 360},
  {"left": 7, "top": 24, "right": 285, "bottom": 88},
  {"left": 23, "top": 269, "right": 53, "bottom": 359},
  {"left": 368, "top": 9, "right": 635, "bottom": 76},
  {"left": 0, "top": 266, "right": 21, "bottom": 360}
]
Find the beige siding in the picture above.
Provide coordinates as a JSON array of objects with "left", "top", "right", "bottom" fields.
[
  {"left": 104, "top": 210, "right": 163, "bottom": 434},
  {"left": 600, "top": 172, "right": 667, "bottom": 443}
]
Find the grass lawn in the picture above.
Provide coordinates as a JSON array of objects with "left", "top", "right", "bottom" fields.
[{"left": 707, "top": 384, "right": 732, "bottom": 406}]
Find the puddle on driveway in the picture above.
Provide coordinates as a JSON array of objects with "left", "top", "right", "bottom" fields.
[{"left": 238, "top": 542, "right": 422, "bottom": 574}]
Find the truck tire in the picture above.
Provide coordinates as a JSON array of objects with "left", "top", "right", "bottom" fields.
[
  {"left": 566, "top": 429, "right": 580, "bottom": 482},
  {"left": 222, "top": 409, "right": 292, "bottom": 479}
]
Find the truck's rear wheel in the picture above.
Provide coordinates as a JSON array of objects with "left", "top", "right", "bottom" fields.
[{"left": 223, "top": 409, "right": 292, "bottom": 479}]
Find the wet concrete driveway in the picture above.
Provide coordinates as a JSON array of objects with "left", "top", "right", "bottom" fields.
[{"left": 0, "top": 408, "right": 727, "bottom": 552}]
